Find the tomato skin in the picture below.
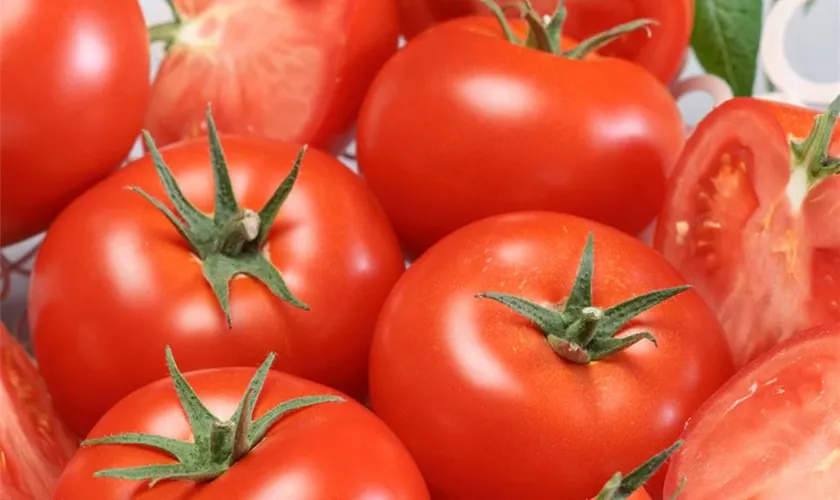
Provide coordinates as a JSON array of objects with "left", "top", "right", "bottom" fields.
[
  {"left": 357, "top": 18, "right": 684, "bottom": 257},
  {"left": 369, "top": 212, "right": 734, "bottom": 500},
  {"left": 145, "top": 0, "right": 399, "bottom": 154},
  {"left": 0, "top": 0, "right": 149, "bottom": 246},
  {"left": 663, "top": 323, "right": 840, "bottom": 499},
  {"left": 653, "top": 98, "right": 840, "bottom": 367},
  {"left": 397, "top": 0, "right": 693, "bottom": 84},
  {"left": 29, "top": 137, "right": 405, "bottom": 438},
  {"left": 53, "top": 366, "right": 430, "bottom": 499},
  {"left": 0, "top": 325, "right": 78, "bottom": 499}
]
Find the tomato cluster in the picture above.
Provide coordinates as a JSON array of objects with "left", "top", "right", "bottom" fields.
[{"left": 2, "top": 0, "right": 839, "bottom": 499}]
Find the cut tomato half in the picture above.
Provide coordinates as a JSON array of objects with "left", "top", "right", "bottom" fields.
[
  {"left": 146, "top": 0, "right": 399, "bottom": 153},
  {"left": 654, "top": 97, "right": 840, "bottom": 367},
  {"left": 663, "top": 323, "right": 840, "bottom": 499}
]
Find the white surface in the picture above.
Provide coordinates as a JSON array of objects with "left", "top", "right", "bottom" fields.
[{"left": 2, "top": 0, "right": 839, "bottom": 345}]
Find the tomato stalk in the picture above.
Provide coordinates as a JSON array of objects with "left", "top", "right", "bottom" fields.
[
  {"left": 791, "top": 93, "right": 840, "bottom": 187},
  {"left": 81, "top": 348, "right": 343, "bottom": 485},
  {"left": 477, "top": 234, "right": 690, "bottom": 363},
  {"left": 593, "top": 441, "right": 685, "bottom": 500},
  {"left": 131, "top": 106, "right": 311, "bottom": 327},
  {"left": 477, "top": 0, "right": 656, "bottom": 59},
  {"left": 148, "top": 0, "right": 183, "bottom": 48}
]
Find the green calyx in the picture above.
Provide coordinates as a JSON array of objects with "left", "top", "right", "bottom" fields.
[
  {"left": 133, "top": 106, "right": 310, "bottom": 327},
  {"left": 477, "top": 0, "right": 656, "bottom": 59},
  {"left": 791, "top": 93, "right": 840, "bottom": 187},
  {"left": 476, "top": 234, "right": 690, "bottom": 364},
  {"left": 82, "top": 347, "right": 344, "bottom": 486},
  {"left": 148, "top": 0, "right": 183, "bottom": 48},
  {"left": 593, "top": 441, "right": 685, "bottom": 500}
]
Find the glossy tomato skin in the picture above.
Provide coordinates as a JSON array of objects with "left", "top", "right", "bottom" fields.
[
  {"left": 357, "top": 18, "right": 684, "bottom": 257},
  {"left": 0, "top": 0, "right": 149, "bottom": 246},
  {"left": 397, "top": 0, "right": 693, "bottom": 84},
  {"left": 29, "top": 137, "right": 405, "bottom": 438},
  {"left": 53, "top": 367, "right": 430, "bottom": 499},
  {"left": 663, "top": 323, "right": 840, "bottom": 499},
  {"left": 145, "top": 0, "right": 399, "bottom": 154},
  {"left": 369, "top": 212, "right": 734, "bottom": 500},
  {"left": 0, "top": 325, "right": 78, "bottom": 499},
  {"left": 654, "top": 98, "right": 840, "bottom": 368}
]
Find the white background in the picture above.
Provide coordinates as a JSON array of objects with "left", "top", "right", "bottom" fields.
[{"left": 2, "top": 0, "right": 839, "bottom": 340}]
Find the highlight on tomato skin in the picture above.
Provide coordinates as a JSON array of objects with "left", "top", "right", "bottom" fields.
[
  {"left": 0, "top": 324, "right": 79, "bottom": 500},
  {"left": 663, "top": 323, "right": 840, "bottom": 499},
  {"left": 653, "top": 96, "right": 840, "bottom": 368}
]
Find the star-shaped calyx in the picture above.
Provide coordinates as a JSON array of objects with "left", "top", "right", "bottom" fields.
[
  {"left": 477, "top": 0, "right": 657, "bottom": 59},
  {"left": 131, "top": 105, "right": 309, "bottom": 327},
  {"left": 477, "top": 234, "right": 690, "bottom": 363},
  {"left": 592, "top": 441, "right": 685, "bottom": 500},
  {"left": 82, "top": 348, "right": 343, "bottom": 486}
]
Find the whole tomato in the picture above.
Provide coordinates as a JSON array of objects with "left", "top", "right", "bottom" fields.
[
  {"left": 663, "top": 324, "right": 840, "bottom": 498},
  {"left": 144, "top": 0, "right": 399, "bottom": 154},
  {"left": 654, "top": 96, "right": 840, "bottom": 367},
  {"left": 0, "top": 324, "right": 78, "bottom": 499},
  {"left": 369, "top": 212, "right": 734, "bottom": 499},
  {"left": 54, "top": 349, "right": 430, "bottom": 499},
  {"left": 397, "top": 0, "right": 694, "bottom": 84},
  {"left": 357, "top": 9, "right": 684, "bottom": 257},
  {"left": 0, "top": 0, "right": 149, "bottom": 246},
  {"left": 29, "top": 111, "right": 405, "bottom": 438}
]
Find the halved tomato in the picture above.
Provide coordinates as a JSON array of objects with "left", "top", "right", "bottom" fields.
[
  {"left": 663, "top": 323, "right": 840, "bottom": 498},
  {"left": 654, "top": 97, "right": 840, "bottom": 367},
  {"left": 145, "top": 0, "right": 399, "bottom": 153}
]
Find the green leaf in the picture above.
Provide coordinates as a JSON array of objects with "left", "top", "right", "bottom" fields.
[{"left": 691, "top": 0, "right": 763, "bottom": 96}]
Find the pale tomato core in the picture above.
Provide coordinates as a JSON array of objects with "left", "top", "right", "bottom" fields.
[
  {"left": 148, "top": 0, "right": 347, "bottom": 144},
  {"left": 667, "top": 332, "right": 840, "bottom": 499}
]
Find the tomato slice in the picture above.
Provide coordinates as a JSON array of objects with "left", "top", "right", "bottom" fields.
[
  {"left": 0, "top": 325, "right": 78, "bottom": 499},
  {"left": 654, "top": 98, "right": 840, "bottom": 367},
  {"left": 663, "top": 324, "right": 840, "bottom": 499},
  {"left": 146, "top": 0, "right": 398, "bottom": 153}
]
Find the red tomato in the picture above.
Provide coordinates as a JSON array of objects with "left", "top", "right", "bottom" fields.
[
  {"left": 145, "top": 0, "right": 399, "bottom": 154},
  {"left": 663, "top": 323, "right": 840, "bottom": 498},
  {"left": 369, "top": 212, "right": 734, "bottom": 499},
  {"left": 357, "top": 15, "right": 684, "bottom": 257},
  {"left": 0, "top": 0, "right": 149, "bottom": 246},
  {"left": 397, "top": 0, "right": 694, "bottom": 84},
  {"left": 654, "top": 97, "right": 840, "bottom": 367},
  {"left": 30, "top": 131, "right": 404, "bottom": 438},
  {"left": 54, "top": 351, "right": 430, "bottom": 499},
  {"left": 0, "top": 324, "right": 78, "bottom": 499}
]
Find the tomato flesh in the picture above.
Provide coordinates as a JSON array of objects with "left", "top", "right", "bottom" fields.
[
  {"left": 654, "top": 98, "right": 840, "bottom": 367},
  {"left": 664, "top": 324, "right": 840, "bottom": 499},
  {"left": 147, "top": 0, "right": 399, "bottom": 153}
]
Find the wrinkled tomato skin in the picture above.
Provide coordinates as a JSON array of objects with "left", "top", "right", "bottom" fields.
[
  {"left": 357, "top": 18, "right": 684, "bottom": 258},
  {"left": 53, "top": 366, "right": 430, "bottom": 499},
  {"left": 397, "top": 0, "right": 693, "bottom": 84},
  {"left": 663, "top": 324, "right": 840, "bottom": 499},
  {"left": 0, "top": 325, "right": 78, "bottom": 500},
  {"left": 0, "top": 0, "right": 149, "bottom": 246},
  {"left": 29, "top": 137, "right": 405, "bottom": 438},
  {"left": 653, "top": 98, "right": 840, "bottom": 368},
  {"left": 146, "top": 0, "right": 399, "bottom": 155},
  {"left": 369, "top": 212, "right": 734, "bottom": 500}
]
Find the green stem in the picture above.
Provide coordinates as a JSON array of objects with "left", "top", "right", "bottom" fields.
[
  {"left": 594, "top": 441, "right": 684, "bottom": 500},
  {"left": 564, "top": 19, "right": 658, "bottom": 60},
  {"left": 792, "top": 94, "right": 840, "bottom": 186},
  {"left": 217, "top": 209, "right": 261, "bottom": 256},
  {"left": 209, "top": 422, "right": 233, "bottom": 464},
  {"left": 148, "top": 21, "right": 181, "bottom": 46}
]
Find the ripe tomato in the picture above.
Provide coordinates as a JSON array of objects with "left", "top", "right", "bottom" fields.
[
  {"left": 54, "top": 350, "right": 430, "bottom": 499},
  {"left": 0, "top": 324, "right": 78, "bottom": 499},
  {"left": 654, "top": 97, "right": 840, "bottom": 367},
  {"left": 357, "top": 13, "right": 684, "bottom": 257},
  {"left": 369, "top": 212, "right": 734, "bottom": 499},
  {"left": 145, "top": 0, "right": 399, "bottom": 154},
  {"left": 0, "top": 0, "right": 149, "bottom": 246},
  {"left": 397, "top": 0, "right": 693, "bottom": 84},
  {"left": 663, "top": 323, "right": 840, "bottom": 498},
  {"left": 30, "top": 121, "right": 404, "bottom": 438}
]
